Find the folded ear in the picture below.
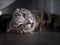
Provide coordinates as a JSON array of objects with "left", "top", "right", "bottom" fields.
[
  {"left": 21, "top": 8, "right": 25, "bottom": 10},
  {"left": 13, "top": 8, "right": 20, "bottom": 15},
  {"left": 21, "top": 8, "right": 26, "bottom": 11},
  {"left": 16, "top": 8, "right": 20, "bottom": 11}
]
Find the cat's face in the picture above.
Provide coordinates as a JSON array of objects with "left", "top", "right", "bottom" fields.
[{"left": 13, "top": 8, "right": 36, "bottom": 32}]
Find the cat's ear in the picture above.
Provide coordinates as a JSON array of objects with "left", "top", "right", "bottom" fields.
[
  {"left": 16, "top": 8, "right": 19, "bottom": 11},
  {"left": 13, "top": 8, "right": 20, "bottom": 15},
  {"left": 21, "top": 8, "right": 26, "bottom": 11}
]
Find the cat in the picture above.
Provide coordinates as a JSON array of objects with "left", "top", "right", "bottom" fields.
[{"left": 6, "top": 8, "right": 41, "bottom": 33}]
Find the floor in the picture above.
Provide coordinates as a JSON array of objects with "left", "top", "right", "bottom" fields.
[{"left": 0, "top": 31, "right": 60, "bottom": 45}]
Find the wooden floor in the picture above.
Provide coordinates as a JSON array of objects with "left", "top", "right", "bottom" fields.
[{"left": 0, "top": 31, "right": 60, "bottom": 45}]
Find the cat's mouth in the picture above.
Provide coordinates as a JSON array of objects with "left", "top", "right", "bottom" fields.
[{"left": 17, "top": 19, "right": 34, "bottom": 33}]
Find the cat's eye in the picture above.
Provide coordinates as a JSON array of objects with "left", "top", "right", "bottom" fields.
[
  {"left": 28, "top": 13, "right": 31, "bottom": 14},
  {"left": 18, "top": 13, "right": 21, "bottom": 16},
  {"left": 22, "top": 13, "right": 25, "bottom": 18}
]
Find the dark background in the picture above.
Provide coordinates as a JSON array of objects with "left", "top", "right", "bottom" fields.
[{"left": 1, "top": 0, "right": 60, "bottom": 15}]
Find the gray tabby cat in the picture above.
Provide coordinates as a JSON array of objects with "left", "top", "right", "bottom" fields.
[{"left": 6, "top": 8, "right": 41, "bottom": 33}]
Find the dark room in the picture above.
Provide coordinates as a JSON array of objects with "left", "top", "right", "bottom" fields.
[{"left": 0, "top": 0, "right": 60, "bottom": 45}]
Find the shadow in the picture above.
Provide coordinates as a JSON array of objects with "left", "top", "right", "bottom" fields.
[{"left": 0, "top": 14, "right": 12, "bottom": 32}]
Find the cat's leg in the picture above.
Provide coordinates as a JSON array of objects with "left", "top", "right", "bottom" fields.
[
  {"left": 16, "top": 24, "right": 24, "bottom": 33},
  {"left": 6, "top": 24, "right": 11, "bottom": 32}
]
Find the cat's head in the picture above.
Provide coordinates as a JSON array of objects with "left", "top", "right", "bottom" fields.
[{"left": 13, "top": 8, "right": 32, "bottom": 18}]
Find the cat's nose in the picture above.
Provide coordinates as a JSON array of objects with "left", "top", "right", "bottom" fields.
[
  {"left": 27, "top": 20, "right": 31, "bottom": 24},
  {"left": 25, "top": 19, "right": 31, "bottom": 24}
]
